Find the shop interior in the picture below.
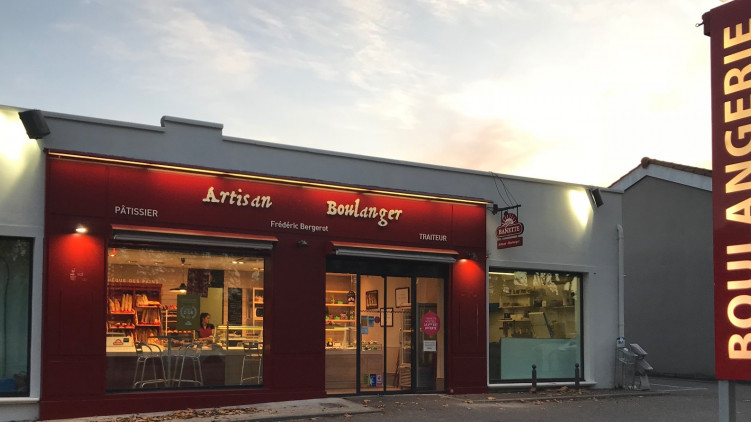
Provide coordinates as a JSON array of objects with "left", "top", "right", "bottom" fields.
[
  {"left": 488, "top": 270, "right": 581, "bottom": 382},
  {"left": 105, "top": 247, "right": 265, "bottom": 390}
]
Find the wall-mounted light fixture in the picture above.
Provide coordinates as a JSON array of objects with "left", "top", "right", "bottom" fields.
[
  {"left": 18, "top": 109, "right": 50, "bottom": 139},
  {"left": 589, "top": 188, "right": 604, "bottom": 208},
  {"left": 75, "top": 225, "right": 88, "bottom": 234},
  {"left": 297, "top": 240, "right": 309, "bottom": 247}
]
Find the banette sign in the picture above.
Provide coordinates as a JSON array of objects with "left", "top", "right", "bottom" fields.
[{"left": 496, "top": 211, "right": 524, "bottom": 250}]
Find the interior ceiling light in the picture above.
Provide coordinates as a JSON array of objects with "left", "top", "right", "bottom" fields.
[
  {"left": 170, "top": 257, "right": 188, "bottom": 293},
  {"left": 170, "top": 283, "right": 187, "bottom": 293}
]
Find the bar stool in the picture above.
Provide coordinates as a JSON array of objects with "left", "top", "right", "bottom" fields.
[
  {"left": 133, "top": 342, "right": 166, "bottom": 388},
  {"left": 240, "top": 342, "right": 263, "bottom": 384},
  {"left": 172, "top": 342, "right": 203, "bottom": 386}
]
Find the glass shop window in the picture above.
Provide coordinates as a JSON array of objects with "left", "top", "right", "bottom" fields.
[
  {"left": 488, "top": 269, "right": 581, "bottom": 383},
  {"left": 0, "top": 236, "right": 33, "bottom": 397},
  {"left": 105, "top": 247, "right": 265, "bottom": 391}
]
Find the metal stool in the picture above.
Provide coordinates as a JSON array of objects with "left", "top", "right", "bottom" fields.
[
  {"left": 240, "top": 342, "right": 263, "bottom": 384},
  {"left": 172, "top": 342, "right": 203, "bottom": 386},
  {"left": 133, "top": 342, "right": 166, "bottom": 388}
]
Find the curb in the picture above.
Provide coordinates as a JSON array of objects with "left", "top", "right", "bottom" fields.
[{"left": 452, "top": 389, "right": 670, "bottom": 404}]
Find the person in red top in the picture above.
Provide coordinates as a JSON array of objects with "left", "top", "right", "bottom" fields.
[{"left": 197, "top": 312, "right": 214, "bottom": 340}]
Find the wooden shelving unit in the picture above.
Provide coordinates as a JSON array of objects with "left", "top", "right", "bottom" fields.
[
  {"left": 325, "top": 290, "right": 356, "bottom": 349},
  {"left": 107, "top": 282, "right": 162, "bottom": 344}
]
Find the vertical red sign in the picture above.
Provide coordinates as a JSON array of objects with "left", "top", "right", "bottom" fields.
[{"left": 708, "top": 0, "right": 751, "bottom": 381}]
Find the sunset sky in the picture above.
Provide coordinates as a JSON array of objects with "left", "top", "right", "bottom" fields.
[{"left": 1, "top": 0, "right": 720, "bottom": 187}]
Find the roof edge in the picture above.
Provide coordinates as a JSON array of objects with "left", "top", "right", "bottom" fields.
[{"left": 610, "top": 157, "right": 711, "bottom": 191}]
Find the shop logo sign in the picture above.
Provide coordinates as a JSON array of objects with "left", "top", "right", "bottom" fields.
[
  {"left": 496, "top": 212, "right": 524, "bottom": 238},
  {"left": 202, "top": 186, "right": 273, "bottom": 208},
  {"left": 326, "top": 198, "right": 403, "bottom": 227},
  {"left": 496, "top": 212, "right": 524, "bottom": 249}
]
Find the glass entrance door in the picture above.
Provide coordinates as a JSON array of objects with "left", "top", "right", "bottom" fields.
[
  {"left": 324, "top": 259, "right": 446, "bottom": 395},
  {"left": 357, "top": 275, "right": 444, "bottom": 392},
  {"left": 415, "top": 277, "right": 444, "bottom": 391},
  {"left": 359, "top": 275, "right": 411, "bottom": 392}
]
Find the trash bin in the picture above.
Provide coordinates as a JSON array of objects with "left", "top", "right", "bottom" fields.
[
  {"left": 615, "top": 347, "right": 636, "bottom": 389},
  {"left": 629, "top": 343, "right": 652, "bottom": 390}
]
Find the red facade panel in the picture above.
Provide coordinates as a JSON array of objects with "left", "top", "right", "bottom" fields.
[{"left": 41, "top": 156, "right": 488, "bottom": 419}]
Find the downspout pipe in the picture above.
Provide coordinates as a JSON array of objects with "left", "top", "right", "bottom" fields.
[{"left": 617, "top": 224, "right": 625, "bottom": 339}]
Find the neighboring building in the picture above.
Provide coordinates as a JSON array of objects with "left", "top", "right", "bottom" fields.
[
  {"left": 611, "top": 157, "right": 714, "bottom": 378},
  {"left": 0, "top": 105, "right": 622, "bottom": 421}
]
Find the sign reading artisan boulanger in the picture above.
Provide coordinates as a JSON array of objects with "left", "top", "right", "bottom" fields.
[
  {"left": 708, "top": 0, "right": 751, "bottom": 381},
  {"left": 95, "top": 161, "right": 480, "bottom": 246}
]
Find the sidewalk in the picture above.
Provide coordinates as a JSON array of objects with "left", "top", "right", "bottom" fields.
[
  {"left": 40, "top": 385, "right": 666, "bottom": 422},
  {"left": 40, "top": 397, "right": 379, "bottom": 422}
]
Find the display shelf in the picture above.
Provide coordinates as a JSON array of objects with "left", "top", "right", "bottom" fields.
[
  {"left": 397, "top": 310, "right": 412, "bottom": 389},
  {"left": 325, "top": 288, "right": 356, "bottom": 350},
  {"left": 215, "top": 325, "right": 263, "bottom": 348},
  {"left": 252, "top": 287, "right": 264, "bottom": 324},
  {"left": 106, "top": 282, "right": 162, "bottom": 344},
  {"left": 107, "top": 323, "right": 135, "bottom": 330}
]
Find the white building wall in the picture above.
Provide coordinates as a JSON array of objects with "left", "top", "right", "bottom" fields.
[
  {"left": 485, "top": 181, "right": 622, "bottom": 387},
  {"left": 0, "top": 107, "right": 45, "bottom": 421}
]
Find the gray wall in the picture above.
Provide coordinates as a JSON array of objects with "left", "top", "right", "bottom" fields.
[{"left": 622, "top": 176, "right": 714, "bottom": 378}]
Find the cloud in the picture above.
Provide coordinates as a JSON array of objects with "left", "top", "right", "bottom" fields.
[
  {"left": 422, "top": 118, "right": 550, "bottom": 173},
  {"left": 62, "top": 2, "right": 260, "bottom": 98},
  {"left": 417, "top": 0, "right": 521, "bottom": 24}
]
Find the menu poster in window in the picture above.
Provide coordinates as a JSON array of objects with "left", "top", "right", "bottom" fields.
[
  {"left": 228, "top": 288, "right": 242, "bottom": 325},
  {"left": 177, "top": 294, "right": 200, "bottom": 330},
  {"left": 187, "top": 268, "right": 211, "bottom": 297}
]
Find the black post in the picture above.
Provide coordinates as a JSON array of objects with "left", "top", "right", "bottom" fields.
[
  {"left": 575, "top": 363, "right": 580, "bottom": 390},
  {"left": 531, "top": 364, "right": 537, "bottom": 393}
]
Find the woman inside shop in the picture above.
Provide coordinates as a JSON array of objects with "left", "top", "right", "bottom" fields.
[{"left": 197, "top": 312, "right": 214, "bottom": 341}]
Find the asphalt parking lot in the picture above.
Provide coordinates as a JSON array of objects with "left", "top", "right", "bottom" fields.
[{"left": 318, "top": 377, "right": 751, "bottom": 422}]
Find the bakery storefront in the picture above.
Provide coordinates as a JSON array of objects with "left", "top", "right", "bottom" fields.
[{"left": 41, "top": 153, "right": 487, "bottom": 419}]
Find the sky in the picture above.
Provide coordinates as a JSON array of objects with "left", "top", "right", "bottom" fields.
[{"left": 1, "top": 0, "right": 721, "bottom": 187}]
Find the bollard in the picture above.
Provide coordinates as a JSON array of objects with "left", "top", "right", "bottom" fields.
[
  {"left": 531, "top": 364, "right": 537, "bottom": 393},
  {"left": 575, "top": 363, "right": 580, "bottom": 390}
]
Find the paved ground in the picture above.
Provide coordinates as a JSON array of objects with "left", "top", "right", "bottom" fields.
[{"left": 38, "top": 377, "right": 751, "bottom": 422}]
